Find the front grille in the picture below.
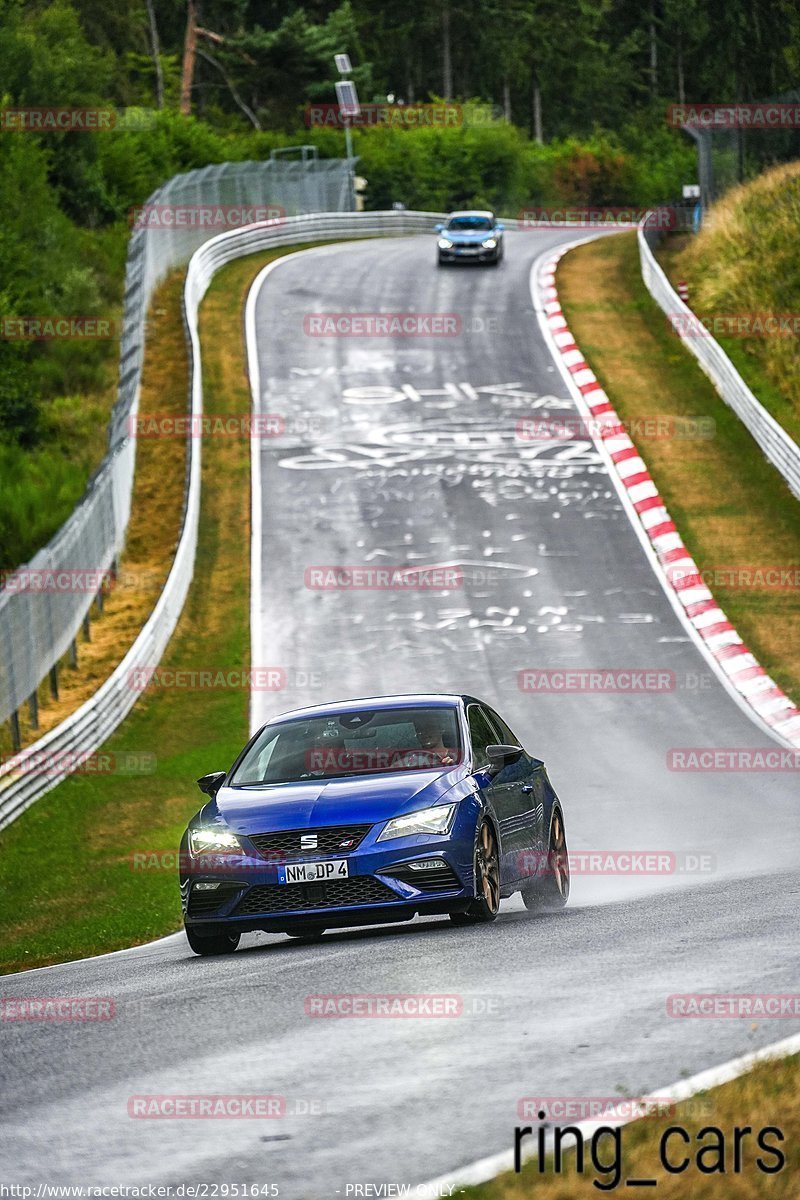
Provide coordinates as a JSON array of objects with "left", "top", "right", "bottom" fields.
[
  {"left": 233, "top": 875, "right": 397, "bottom": 915},
  {"left": 188, "top": 881, "right": 243, "bottom": 917},
  {"left": 385, "top": 863, "right": 461, "bottom": 893},
  {"left": 249, "top": 824, "right": 372, "bottom": 860}
]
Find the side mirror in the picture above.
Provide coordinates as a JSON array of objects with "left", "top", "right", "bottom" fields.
[
  {"left": 494, "top": 222, "right": 505, "bottom": 232},
  {"left": 485, "top": 744, "right": 523, "bottom": 777},
  {"left": 197, "top": 771, "right": 226, "bottom": 797},
  {"left": 434, "top": 223, "right": 444, "bottom": 232}
]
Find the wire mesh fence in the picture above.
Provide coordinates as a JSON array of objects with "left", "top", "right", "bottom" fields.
[
  {"left": 0, "top": 159, "right": 353, "bottom": 734},
  {"left": 679, "top": 88, "right": 800, "bottom": 209}
]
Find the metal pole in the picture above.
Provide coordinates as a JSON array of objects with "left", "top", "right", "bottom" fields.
[
  {"left": 344, "top": 119, "right": 355, "bottom": 212},
  {"left": 10, "top": 711, "right": 21, "bottom": 754}
]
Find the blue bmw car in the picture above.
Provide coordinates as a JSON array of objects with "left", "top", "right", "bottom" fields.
[
  {"left": 435, "top": 211, "right": 505, "bottom": 265},
  {"left": 180, "top": 694, "right": 569, "bottom": 955}
]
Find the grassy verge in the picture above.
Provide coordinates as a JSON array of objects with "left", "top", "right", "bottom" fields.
[
  {"left": 467, "top": 1053, "right": 800, "bottom": 1198},
  {"left": 0, "top": 223, "right": 128, "bottom": 569},
  {"left": 0, "top": 272, "right": 187, "bottom": 758},
  {"left": 558, "top": 232, "right": 800, "bottom": 705},
  {"left": 656, "top": 231, "right": 800, "bottom": 449},
  {"left": 0, "top": 243, "right": 321, "bottom": 974},
  {"left": 652, "top": 160, "right": 800, "bottom": 446}
]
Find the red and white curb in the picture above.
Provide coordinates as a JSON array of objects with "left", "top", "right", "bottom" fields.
[{"left": 535, "top": 245, "right": 800, "bottom": 750}]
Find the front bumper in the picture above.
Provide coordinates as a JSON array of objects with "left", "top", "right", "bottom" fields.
[
  {"left": 181, "top": 824, "right": 476, "bottom": 934},
  {"left": 438, "top": 244, "right": 500, "bottom": 263}
]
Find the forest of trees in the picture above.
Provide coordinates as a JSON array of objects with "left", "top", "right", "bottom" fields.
[
  {"left": 1, "top": 0, "right": 799, "bottom": 564},
  {"left": 5, "top": 0, "right": 797, "bottom": 137}
]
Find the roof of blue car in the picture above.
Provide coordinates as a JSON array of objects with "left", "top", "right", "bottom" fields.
[{"left": 268, "top": 694, "right": 465, "bottom": 724}]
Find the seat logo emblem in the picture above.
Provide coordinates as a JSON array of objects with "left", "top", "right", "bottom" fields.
[{"left": 301, "top": 834, "right": 318, "bottom": 850}]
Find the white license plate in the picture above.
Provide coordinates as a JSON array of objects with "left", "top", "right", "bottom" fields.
[{"left": 278, "top": 859, "right": 350, "bottom": 884}]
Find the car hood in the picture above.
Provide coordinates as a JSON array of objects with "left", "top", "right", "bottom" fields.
[
  {"left": 214, "top": 768, "right": 466, "bottom": 836},
  {"left": 442, "top": 229, "right": 497, "bottom": 243}
]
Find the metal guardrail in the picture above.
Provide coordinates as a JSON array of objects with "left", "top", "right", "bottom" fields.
[
  {"left": 0, "top": 210, "right": 442, "bottom": 831},
  {"left": 0, "top": 160, "right": 353, "bottom": 731},
  {"left": 638, "top": 222, "right": 800, "bottom": 501}
]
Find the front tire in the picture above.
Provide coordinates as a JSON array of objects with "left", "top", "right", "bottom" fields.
[
  {"left": 450, "top": 818, "right": 500, "bottom": 925},
  {"left": 185, "top": 925, "right": 240, "bottom": 956},
  {"left": 522, "top": 808, "right": 570, "bottom": 912}
]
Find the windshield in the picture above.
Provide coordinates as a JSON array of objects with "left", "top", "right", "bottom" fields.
[
  {"left": 446, "top": 216, "right": 493, "bottom": 232},
  {"left": 230, "top": 706, "right": 462, "bottom": 786}
]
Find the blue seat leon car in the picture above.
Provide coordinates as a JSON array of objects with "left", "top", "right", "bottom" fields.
[{"left": 180, "top": 694, "right": 569, "bottom": 955}]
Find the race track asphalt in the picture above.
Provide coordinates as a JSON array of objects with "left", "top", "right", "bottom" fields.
[{"left": 2, "top": 229, "right": 798, "bottom": 1192}]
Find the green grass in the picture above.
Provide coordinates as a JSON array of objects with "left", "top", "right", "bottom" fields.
[
  {"left": 0, "top": 392, "right": 116, "bottom": 567},
  {"left": 657, "top": 161, "right": 800, "bottom": 448},
  {"left": 0, "top": 245, "right": 321, "bottom": 974}
]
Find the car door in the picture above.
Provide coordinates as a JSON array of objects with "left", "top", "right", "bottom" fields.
[
  {"left": 467, "top": 703, "right": 521, "bottom": 888},
  {"left": 484, "top": 705, "right": 545, "bottom": 884}
]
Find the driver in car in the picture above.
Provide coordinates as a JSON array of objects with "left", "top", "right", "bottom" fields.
[{"left": 392, "top": 715, "right": 456, "bottom": 768}]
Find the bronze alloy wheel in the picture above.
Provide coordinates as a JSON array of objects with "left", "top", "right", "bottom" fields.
[
  {"left": 476, "top": 819, "right": 501, "bottom": 913},
  {"left": 450, "top": 818, "right": 500, "bottom": 925},
  {"left": 549, "top": 809, "right": 570, "bottom": 902},
  {"left": 522, "top": 808, "right": 570, "bottom": 912}
]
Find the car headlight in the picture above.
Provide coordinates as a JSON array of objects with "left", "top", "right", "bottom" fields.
[
  {"left": 377, "top": 803, "right": 457, "bottom": 842},
  {"left": 189, "top": 827, "right": 243, "bottom": 856},
  {"left": 438, "top": 238, "right": 453, "bottom": 249},
  {"left": 482, "top": 238, "right": 497, "bottom": 248}
]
